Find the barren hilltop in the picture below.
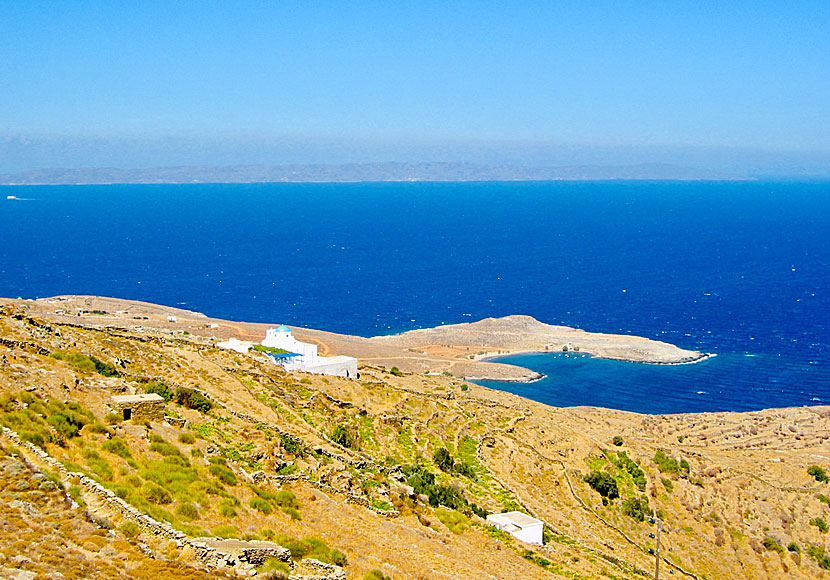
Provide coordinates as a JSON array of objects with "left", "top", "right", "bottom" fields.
[{"left": 1, "top": 295, "right": 829, "bottom": 580}]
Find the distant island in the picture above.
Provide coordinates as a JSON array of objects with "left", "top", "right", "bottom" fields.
[{"left": 0, "top": 161, "right": 750, "bottom": 185}]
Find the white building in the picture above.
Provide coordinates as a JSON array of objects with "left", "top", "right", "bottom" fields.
[
  {"left": 486, "top": 511, "right": 544, "bottom": 545},
  {"left": 216, "top": 337, "right": 253, "bottom": 354},
  {"left": 261, "top": 325, "right": 358, "bottom": 378}
]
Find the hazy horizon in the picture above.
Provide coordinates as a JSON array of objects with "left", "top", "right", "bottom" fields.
[{"left": 3, "top": 2, "right": 829, "bottom": 177}]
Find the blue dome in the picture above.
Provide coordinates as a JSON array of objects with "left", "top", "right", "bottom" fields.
[{"left": 275, "top": 325, "right": 291, "bottom": 333}]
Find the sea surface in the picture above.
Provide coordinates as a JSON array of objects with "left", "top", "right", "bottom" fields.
[{"left": 1, "top": 181, "right": 828, "bottom": 414}]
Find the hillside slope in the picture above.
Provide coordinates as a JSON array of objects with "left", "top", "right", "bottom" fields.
[{"left": 0, "top": 300, "right": 828, "bottom": 579}]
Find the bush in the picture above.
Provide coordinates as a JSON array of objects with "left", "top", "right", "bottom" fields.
[
  {"left": 50, "top": 351, "right": 120, "bottom": 377},
  {"left": 763, "top": 537, "right": 784, "bottom": 553},
  {"left": 210, "top": 463, "right": 237, "bottom": 485},
  {"left": 144, "top": 381, "right": 174, "bottom": 402},
  {"left": 809, "top": 465, "right": 829, "bottom": 483},
  {"left": 364, "top": 570, "right": 392, "bottom": 580},
  {"left": 612, "top": 436, "right": 624, "bottom": 446},
  {"left": 178, "top": 432, "right": 196, "bottom": 444},
  {"left": 584, "top": 471, "right": 619, "bottom": 500},
  {"left": 788, "top": 542, "right": 801, "bottom": 553},
  {"left": 653, "top": 450, "right": 680, "bottom": 474},
  {"left": 811, "top": 517, "right": 829, "bottom": 533},
  {"left": 331, "top": 424, "right": 359, "bottom": 449},
  {"left": 144, "top": 483, "right": 173, "bottom": 505},
  {"left": 661, "top": 478, "right": 674, "bottom": 493},
  {"left": 435, "top": 508, "right": 469, "bottom": 534},
  {"left": 48, "top": 411, "right": 88, "bottom": 439},
  {"left": 622, "top": 496, "right": 653, "bottom": 522},
  {"left": 612, "top": 450, "right": 646, "bottom": 491},
  {"left": 249, "top": 497, "right": 272, "bottom": 514},
  {"left": 219, "top": 502, "right": 238, "bottom": 518},
  {"left": 432, "top": 446, "right": 475, "bottom": 479},
  {"left": 174, "top": 387, "right": 213, "bottom": 413},
  {"left": 120, "top": 521, "right": 139, "bottom": 538},
  {"left": 402, "top": 464, "right": 467, "bottom": 509},
  {"left": 808, "top": 545, "right": 830, "bottom": 569},
  {"left": 274, "top": 489, "right": 300, "bottom": 510},
  {"left": 104, "top": 412, "right": 121, "bottom": 424},
  {"left": 433, "top": 447, "right": 454, "bottom": 472},
  {"left": 102, "top": 437, "right": 132, "bottom": 459},
  {"left": 176, "top": 502, "right": 200, "bottom": 520},
  {"left": 389, "top": 366, "right": 403, "bottom": 377}
]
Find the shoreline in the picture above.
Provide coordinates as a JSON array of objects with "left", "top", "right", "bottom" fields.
[{"left": 3, "top": 294, "right": 708, "bottom": 383}]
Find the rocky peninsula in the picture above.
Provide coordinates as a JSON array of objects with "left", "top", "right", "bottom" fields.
[{"left": 4, "top": 295, "right": 705, "bottom": 382}]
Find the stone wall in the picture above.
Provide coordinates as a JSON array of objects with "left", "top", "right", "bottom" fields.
[{"left": 0, "top": 426, "right": 349, "bottom": 579}]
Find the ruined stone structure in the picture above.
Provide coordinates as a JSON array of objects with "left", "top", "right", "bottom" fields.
[{"left": 111, "top": 393, "right": 165, "bottom": 422}]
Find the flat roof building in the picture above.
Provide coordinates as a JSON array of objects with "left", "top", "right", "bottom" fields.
[{"left": 486, "top": 511, "right": 544, "bottom": 545}]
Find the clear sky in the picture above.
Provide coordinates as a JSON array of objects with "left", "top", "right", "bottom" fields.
[{"left": 2, "top": 1, "right": 829, "bottom": 174}]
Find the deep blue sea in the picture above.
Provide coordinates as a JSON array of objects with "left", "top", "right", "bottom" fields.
[{"left": 1, "top": 181, "right": 828, "bottom": 414}]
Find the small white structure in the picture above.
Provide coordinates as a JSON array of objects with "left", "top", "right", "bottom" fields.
[
  {"left": 261, "top": 325, "right": 358, "bottom": 378},
  {"left": 216, "top": 337, "right": 253, "bottom": 354},
  {"left": 486, "top": 511, "right": 544, "bottom": 545},
  {"left": 167, "top": 315, "right": 177, "bottom": 323}
]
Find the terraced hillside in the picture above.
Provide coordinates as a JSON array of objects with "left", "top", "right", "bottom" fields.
[{"left": 1, "top": 300, "right": 829, "bottom": 579}]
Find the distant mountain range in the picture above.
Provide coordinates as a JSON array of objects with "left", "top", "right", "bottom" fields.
[{"left": 0, "top": 162, "right": 749, "bottom": 185}]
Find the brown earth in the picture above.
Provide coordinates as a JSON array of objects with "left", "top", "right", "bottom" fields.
[
  {"left": 0, "top": 296, "right": 828, "bottom": 580},
  {"left": 14, "top": 295, "right": 705, "bottom": 381}
]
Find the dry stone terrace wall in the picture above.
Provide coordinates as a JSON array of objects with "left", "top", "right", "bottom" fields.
[{"left": 0, "top": 425, "right": 350, "bottom": 579}]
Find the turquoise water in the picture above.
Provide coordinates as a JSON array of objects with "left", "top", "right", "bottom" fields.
[{"left": 1, "top": 180, "right": 828, "bottom": 413}]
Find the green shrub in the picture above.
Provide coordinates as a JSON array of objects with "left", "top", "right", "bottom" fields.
[
  {"left": 120, "top": 521, "right": 139, "bottom": 537},
  {"left": 811, "top": 517, "right": 829, "bottom": 533},
  {"left": 144, "top": 381, "right": 174, "bottom": 402},
  {"left": 819, "top": 494, "right": 830, "bottom": 507},
  {"left": 249, "top": 497, "right": 272, "bottom": 514},
  {"left": 432, "top": 446, "right": 475, "bottom": 479},
  {"left": 279, "top": 434, "right": 305, "bottom": 456},
  {"left": 762, "top": 536, "right": 784, "bottom": 553},
  {"left": 274, "top": 489, "right": 300, "bottom": 509},
  {"left": 210, "top": 463, "right": 237, "bottom": 485},
  {"left": 788, "top": 542, "right": 801, "bottom": 553},
  {"left": 661, "top": 478, "right": 674, "bottom": 493},
  {"left": 102, "top": 437, "right": 132, "bottom": 459},
  {"left": 653, "top": 450, "right": 680, "bottom": 474},
  {"left": 389, "top": 366, "right": 403, "bottom": 377},
  {"left": 219, "top": 503, "right": 238, "bottom": 518},
  {"left": 50, "top": 351, "right": 119, "bottom": 376},
  {"left": 178, "top": 432, "right": 196, "bottom": 444},
  {"left": 212, "top": 524, "right": 239, "bottom": 539},
  {"left": 435, "top": 508, "right": 469, "bottom": 534},
  {"left": 364, "top": 570, "right": 391, "bottom": 580},
  {"left": 612, "top": 450, "right": 646, "bottom": 491},
  {"left": 584, "top": 470, "right": 619, "bottom": 500},
  {"left": 174, "top": 387, "right": 213, "bottom": 413},
  {"left": 402, "top": 464, "right": 467, "bottom": 509},
  {"left": 331, "top": 424, "right": 359, "bottom": 449},
  {"left": 809, "top": 465, "right": 829, "bottom": 483},
  {"left": 176, "top": 502, "right": 200, "bottom": 520},
  {"left": 104, "top": 412, "right": 121, "bottom": 424},
  {"left": 808, "top": 545, "right": 830, "bottom": 569},
  {"left": 612, "top": 436, "right": 624, "bottom": 446},
  {"left": 144, "top": 483, "right": 173, "bottom": 505},
  {"left": 48, "top": 411, "right": 88, "bottom": 439},
  {"left": 622, "top": 496, "right": 653, "bottom": 522},
  {"left": 284, "top": 507, "right": 301, "bottom": 520}
]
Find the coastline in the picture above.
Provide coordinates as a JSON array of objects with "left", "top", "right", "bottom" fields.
[{"left": 2, "top": 295, "right": 707, "bottom": 383}]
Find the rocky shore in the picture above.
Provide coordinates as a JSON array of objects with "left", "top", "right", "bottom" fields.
[{"left": 1, "top": 296, "right": 705, "bottom": 381}]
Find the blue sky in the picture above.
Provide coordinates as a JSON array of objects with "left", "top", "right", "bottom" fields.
[{"left": 2, "top": 1, "right": 829, "bottom": 174}]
